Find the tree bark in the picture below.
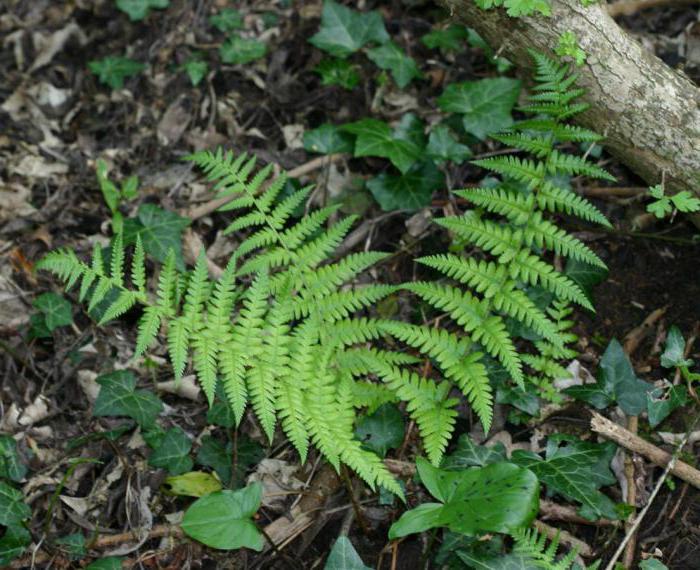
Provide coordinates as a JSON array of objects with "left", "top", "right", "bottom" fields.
[{"left": 439, "top": 0, "right": 700, "bottom": 199}]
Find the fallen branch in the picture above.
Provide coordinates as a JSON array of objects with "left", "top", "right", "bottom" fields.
[
  {"left": 607, "top": 0, "right": 699, "bottom": 17},
  {"left": 439, "top": 0, "right": 700, "bottom": 203},
  {"left": 603, "top": 416, "right": 699, "bottom": 570},
  {"left": 534, "top": 520, "right": 593, "bottom": 557},
  {"left": 590, "top": 412, "right": 700, "bottom": 489}
]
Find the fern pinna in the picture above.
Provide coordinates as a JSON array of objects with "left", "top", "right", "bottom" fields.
[
  {"left": 38, "top": 150, "right": 487, "bottom": 494},
  {"left": 406, "top": 52, "right": 613, "bottom": 403}
]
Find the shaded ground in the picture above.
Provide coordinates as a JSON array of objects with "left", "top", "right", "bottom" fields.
[{"left": 1, "top": 1, "right": 699, "bottom": 568}]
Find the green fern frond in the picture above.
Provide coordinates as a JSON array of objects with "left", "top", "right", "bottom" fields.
[
  {"left": 365, "top": 359, "right": 458, "bottom": 465},
  {"left": 455, "top": 188, "right": 534, "bottom": 225},
  {"left": 403, "top": 282, "right": 524, "bottom": 385},
  {"left": 472, "top": 156, "right": 545, "bottom": 189},
  {"left": 523, "top": 213, "right": 605, "bottom": 268},
  {"left": 379, "top": 321, "right": 493, "bottom": 431},
  {"left": 510, "top": 527, "right": 600, "bottom": 570},
  {"left": 537, "top": 183, "right": 611, "bottom": 227},
  {"left": 437, "top": 215, "right": 520, "bottom": 262}
]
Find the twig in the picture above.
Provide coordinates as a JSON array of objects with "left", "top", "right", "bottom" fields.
[
  {"left": 183, "top": 154, "right": 344, "bottom": 220},
  {"left": 534, "top": 520, "right": 593, "bottom": 557},
  {"left": 591, "top": 412, "right": 700, "bottom": 489},
  {"left": 604, "top": 417, "right": 699, "bottom": 570},
  {"left": 581, "top": 186, "right": 646, "bottom": 198},
  {"left": 622, "top": 415, "right": 639, "bottom": 568},
  {"left": 608, "top": 0, "right": 699, "bottom": 17},
  {"left": 623, "top": 306, "right": 668, "bottom": 355}
]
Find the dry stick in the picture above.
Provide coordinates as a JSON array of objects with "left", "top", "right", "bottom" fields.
[
  {"left": 184, "top": 153, "right": 344, "bottom": 220},
  {"left": 607, "top": 0, "right": 699, "bottom": 17},
  {"left": 622, "top": 415, "right": 639, "bottom": 569},
  {"left": 581, "top": 186, "right": 647, "bottom": 199},
  {"left": 533, "top": 520, "right": 593, "bottom": 557},
  {"left": 603, "top": 417, "right": 699, "bottom": 570},
  {"left": 590, "top": 412, "right": 700, "bottom": 489}
]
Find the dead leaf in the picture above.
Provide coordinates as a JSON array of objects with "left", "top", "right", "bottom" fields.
[
  {"left": 29, "top": 21, "right": 87, "bottom": 72},
  {"left": 157, "top": 96, "right": 191, "bottom": 146},
  {"left": 282, "top": 124, "right": 305, "bottom": 150},
  {"left": 12, "top": 155, "right": 68, "bottom": 178}
]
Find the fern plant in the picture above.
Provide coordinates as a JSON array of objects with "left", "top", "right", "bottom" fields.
[
  {"left": 402, "top": 52, "right": 613, "bottom": 403},
  {"left": 37, "top": 150, "right": 492, "bottom": 493},
  {"left": 511, "top": 527, "right": 600, "bottom": 569}
]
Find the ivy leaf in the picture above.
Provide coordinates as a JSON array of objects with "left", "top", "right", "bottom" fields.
[
  {"left": 512, "top": 436, "right": 620, "bottom": 520},
  {"left": 181, "top": 57, "right": 208, "bottom": 86},
  {"left": 309, "top": 0, "right": 389, "bottom": 58},
  {"left": 647, "top": 386, "right": 688, "bottom": 428},
  {"left": 0, "top": 481, "right": 30, "bottom": 526},
  {"left": 392, "top": 113, "right": 426, "bottom": 148},
  {"left": 389, "top": 459, "right": 539, "bottom": 538},
  {"left": 437, "top": 78, "right": 521, "bottom": 140},
  {"left": 442, "top": 435, "right": 507, "bottom": 469},
  {"left": 427, "top": 126, "right": 472, "bottom": 164},
  {"left": 660, "top": 326, "right": 693, "bottom": 369},
  {"left": 93, "top": 370, "right": 163, "bottom": 428},
  {"left": 148, "top": 427, "right": 193, "bottom": 475},
  {"left": 88, "top": 57, "right": 145, "bottom": 90},
  {"left": 563, "top": 382, "right": 613, "bottom": 409},
  {"left": 639, "top": 559, "right": 670, "bottom": 570},
  {"left": 314, "top": 59, "right": 360, "bottom": 90},
  {"left": 304, "top": 124, "right": 355, "bottom": 155},
  {"left": 421, "top": 25, "right": 469, "bottom": 52},
  {"left": 341, "top": 118, "right": 422, "bottom": 173},
  {"left": 219, "top": 35, "right": 267, "bottom": 65},
  {"left": 209, "top": 8, "right": 243, "bottom": 32},
  {"left": 181, "top": 483, "right": 264, "bottom": 551},
  {"left": 496, "top": 384, "right": 540, "bottom": 416},
  {"left": 599, "top": 339, "right": 652, "bottom": 415},
  {"left": 164, "top": 471, "right": 222, "bottom": 497},
  {"left": 367, "top": 160, "right": 444, "bottom": 211},
  {"left": 196, "top": 435, "right": 263, "bottom": 486},
  {"left": 366, "top": 42, "right": 421, "bottom": 88},
  {"left": 33, "top": 293, "right": 72, "bottom": 332},
  {"left": 0, "top": 525, "right": 30, "bottom": 566},
  {"left": 207, "top": 401, "right": 237, "bottom": 428},
  {"left": 324, "top": 536, "right": 372, "bottom": 570},
  {"left": 0, "top": 436, "right": 27, "bottom": 482},
  {"left": 123, "top": 204, "right": 190, "bottom": 270},
  {"left": 56, "top": 533, "right": 86, "bottom": 561},
  {"left": 564, "top": 257, "right": 608, "bottom": 302},
  {"left": 355, "top": 404, "right": 404, "bottom": 457},
  {"left": 116, "top": 0, "right": 169, "bottom": 21}
]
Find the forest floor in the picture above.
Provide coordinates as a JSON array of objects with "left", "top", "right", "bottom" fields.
[{"left": 1, "top": 1, "right": 699, "bottom": 568}]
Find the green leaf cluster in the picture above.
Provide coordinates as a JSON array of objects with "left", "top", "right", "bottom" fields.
[
  {"left": 475, "top": 0, "right": 552, "bottom": 17},
  {"left": 29, "top": 292, "right": 73, "bottom": 338},
  {"left": 88, "top": 56, "right": 145, "bottom": 90},
  {"left": 309, "top": 0, "right": 420, "bottom": 89},
  {"left": 647, "top": 184, "right": 700, "bottom": 219},
  {"left": 116, "top": 0, "right": 169, "bottom": 21}
]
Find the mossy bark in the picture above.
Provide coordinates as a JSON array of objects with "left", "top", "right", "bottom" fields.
[{"left": 440, "top": 0, "right": 700, "bottom": 199}]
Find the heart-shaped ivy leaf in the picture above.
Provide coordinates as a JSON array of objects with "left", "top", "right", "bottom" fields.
[
  {"left": 181, "top": 483, "right": 264, "bottom": 551},
  {"left": 389, "top": 459, "right": 539, "bottom": 538}
]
